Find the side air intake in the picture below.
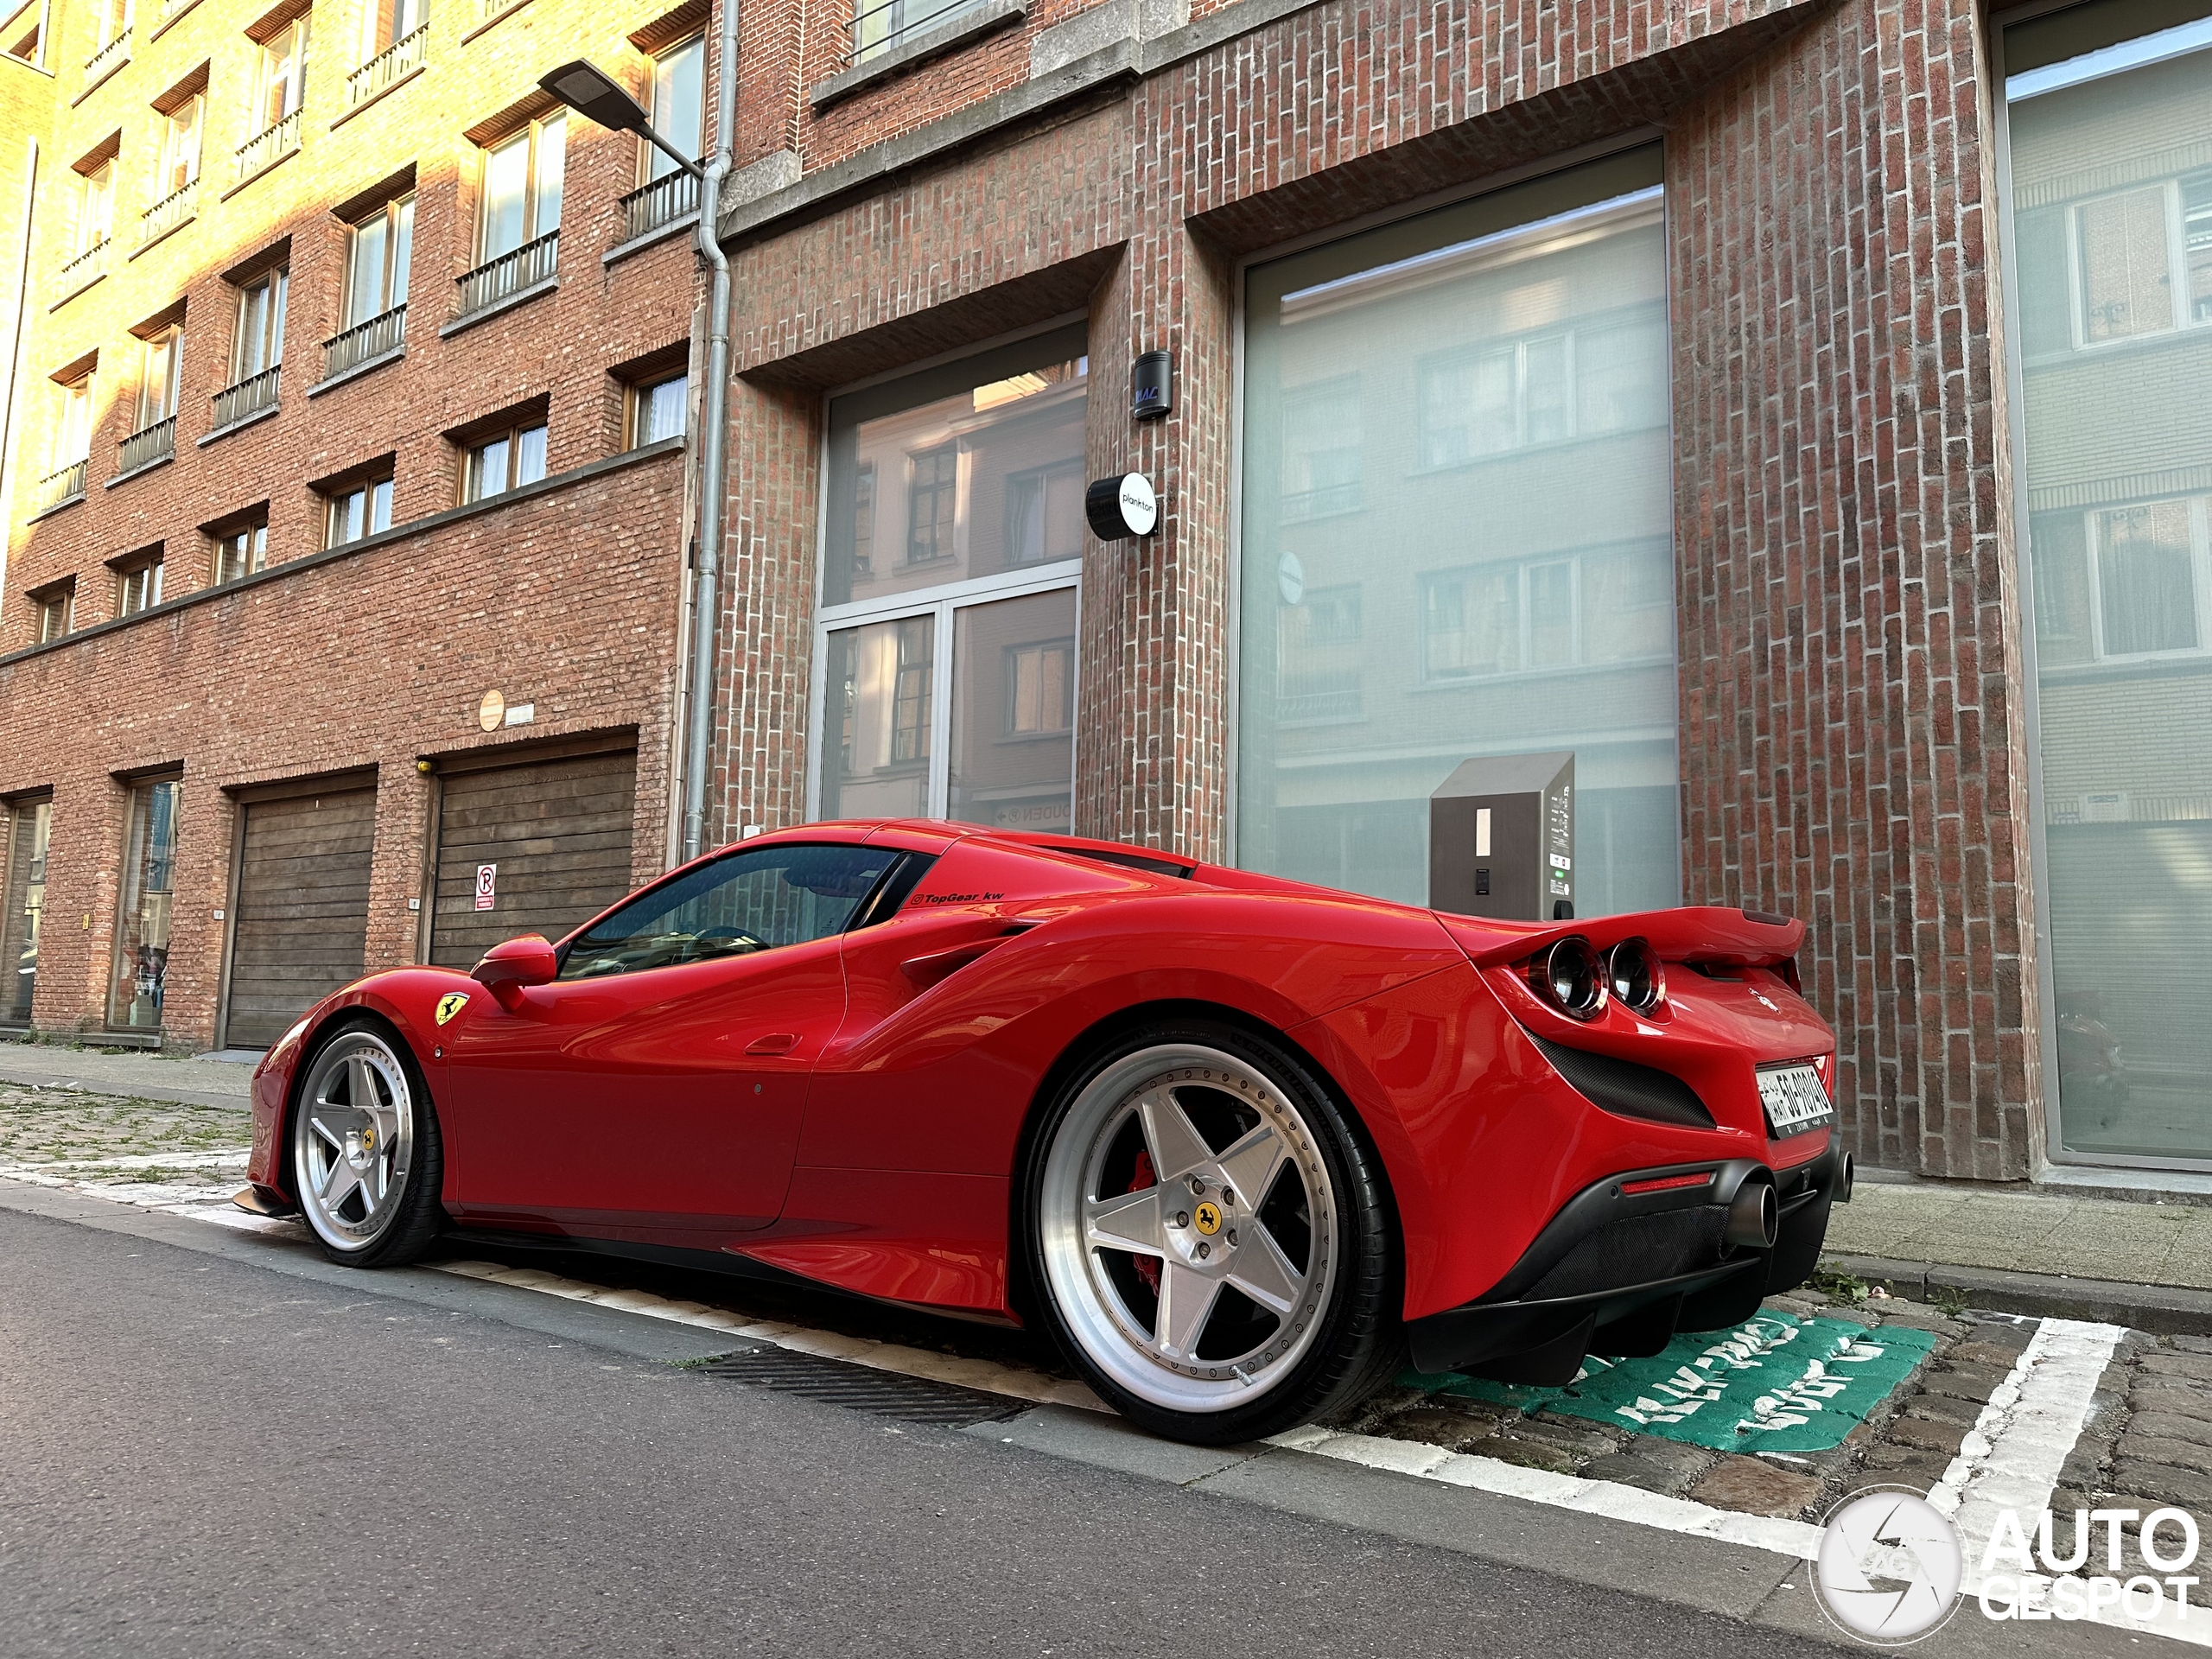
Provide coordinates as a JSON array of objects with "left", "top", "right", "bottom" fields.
[{"left": 1526, "top": 1032, "right": 1716, "bottom": 1129}]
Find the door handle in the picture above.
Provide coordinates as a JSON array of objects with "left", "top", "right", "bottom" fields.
[{"left": 745, "top": 1033, "right": 800, "bottom": 1056}]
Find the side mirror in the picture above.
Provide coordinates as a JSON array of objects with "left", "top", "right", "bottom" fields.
[{"left": 471, "top": 935, "right": 558, "bottom": 1006}]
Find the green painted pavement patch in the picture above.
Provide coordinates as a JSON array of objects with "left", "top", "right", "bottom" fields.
[{"left": 1402, "top": 1314, "right": 1937, "bottom": 1453}]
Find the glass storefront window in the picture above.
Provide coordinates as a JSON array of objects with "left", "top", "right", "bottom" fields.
[
  {"left": 2, "top": 799, "right": 51, "bottom": 1024},
  {"left": 815, "top": 327, "right": 1086, "bottom": 829},
  {"left": 2008, "top": 8, "right": 2212, "bottom": 1163},
  {"left": 111, "top": 779, "right": 179, "bottom": 1030},
  {"left": 1236, "top": 149, "right": 1681, "bottom": 913}
]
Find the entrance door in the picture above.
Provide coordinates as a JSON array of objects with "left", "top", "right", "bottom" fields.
[
  {"left": 0, "top": 798, "right": 51, "bottom": 1026},
  {"left": 224, "top": 785, "right": 378, "bottom": 1047},
  {"left": 441, "top": 839, "right": 904, "bottom": 1235},
  {"left": 431, "top": 745, "right": 637, "bottom": 966}
]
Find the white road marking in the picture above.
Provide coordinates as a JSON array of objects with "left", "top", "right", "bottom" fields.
[
  {"left": 1268, "top": 1423, "right": 1824, "bottom": 1558},
  {"left": 1931, "top": 1318, "right": 2207, "bottom": 1646}
]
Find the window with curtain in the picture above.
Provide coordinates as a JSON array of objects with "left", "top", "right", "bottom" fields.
[
  {"left": 478, "top": 113, "right": 563, "bottom": 264},
  {"left": 232, "top": 268, "right": 287, "bottom": 381},
  {"left": 646, "top": 35, "right": 703, "bottom": 177},
  {"left": 344, "top": 196, "right": 411, "bottom": 325}
]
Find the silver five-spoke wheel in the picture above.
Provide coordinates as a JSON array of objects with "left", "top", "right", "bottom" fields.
[
  {"left": 293, "top": 1028, "right": 417, "bottom": 1255},
  {"left": 1038, "top": 1041, "right": 1341, "bottom": 1415}
]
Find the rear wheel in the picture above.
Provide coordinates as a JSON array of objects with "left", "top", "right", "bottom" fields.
[
  {"left": 1026, "top": 1022, "right": 1397, "bottom": 1444},
  {"left": 290, "top": 1020, "right": 445, "bottom": 1268}
]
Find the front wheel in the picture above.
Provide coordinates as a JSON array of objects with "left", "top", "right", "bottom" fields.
[
  {"left": 290, "top": 1020, "right": 445, "bottom": 1267},
  {"left": 1025, "top": 1022, "right": 1399, "bottom": 1444}
]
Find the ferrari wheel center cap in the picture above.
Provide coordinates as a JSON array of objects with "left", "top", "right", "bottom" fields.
[{"left": 1192, "top": 1200, "right": 1223, "bottom": 1236}]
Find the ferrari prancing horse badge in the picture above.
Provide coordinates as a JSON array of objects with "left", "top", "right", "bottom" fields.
[{"left": 435, "top": 993, "right": 470, "bottom": 1026}]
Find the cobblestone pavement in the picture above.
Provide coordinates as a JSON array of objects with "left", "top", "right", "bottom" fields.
[
  {"left": 0, "top": 1082, "right": 252, "bottom": 1205},
  {"left": 15, "top": 1078, "right": 2212, "bottom": 1567}
]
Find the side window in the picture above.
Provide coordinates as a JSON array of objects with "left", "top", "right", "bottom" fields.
[{"left": 556, "top": 844, "right": 904, "bottom": 979}]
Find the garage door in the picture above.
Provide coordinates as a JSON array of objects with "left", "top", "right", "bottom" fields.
[
  {"left": 432, "top": 747, "right": 638, "bottom": 967},
  {"left": 225, "top": 787, "right": 378, "bottom": 1047}
]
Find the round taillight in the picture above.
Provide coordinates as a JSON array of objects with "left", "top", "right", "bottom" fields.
[
  {"left": 1540, "top": 938, "right": 1607, "bottom": 1020},
  {"left": 1606, "top": 937, "right": 1665, "bottom": 1015}
]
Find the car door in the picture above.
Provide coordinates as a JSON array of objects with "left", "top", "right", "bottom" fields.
[{"left": 442, "top": 840, "right": 903, "bottom": 1236}]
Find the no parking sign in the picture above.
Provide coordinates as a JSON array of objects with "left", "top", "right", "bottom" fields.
[{"left": 475, "top": 863, "right": 497, "bottom": 912}]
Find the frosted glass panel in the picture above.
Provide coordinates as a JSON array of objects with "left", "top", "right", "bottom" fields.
[
  {"left": 1236, "top": 149, "right": 1681, "bottom": 916},
  {"left": 2009, "top": 18, "right": 2212, "bottom": 1161}
]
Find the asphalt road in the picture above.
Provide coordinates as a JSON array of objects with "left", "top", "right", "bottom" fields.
[{"left": 0, "top": 1205, "right": 1862, "bottom": 1659}]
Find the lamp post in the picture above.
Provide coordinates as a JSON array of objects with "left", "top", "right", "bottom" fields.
[{"left": 538, "top": 55, "right": 734, "bottom": 866}]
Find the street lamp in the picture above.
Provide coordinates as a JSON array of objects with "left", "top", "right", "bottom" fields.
[
  {"left": 537, "top": 59, "right": 702, "bottom": 178},
  {"left": 537, "top": 51, "right": 734, "bottom": 866}
]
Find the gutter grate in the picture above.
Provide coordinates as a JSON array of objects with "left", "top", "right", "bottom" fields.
[{"left": 697, "top": 1347, "right": 1031, "bottom": 1427}]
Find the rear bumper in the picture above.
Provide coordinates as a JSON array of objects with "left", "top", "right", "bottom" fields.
[{"left": 1404, "top": 1138, "right": 1844, "bottom": 1381}]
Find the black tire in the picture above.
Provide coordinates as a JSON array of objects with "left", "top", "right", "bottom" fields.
[
  {"left": 289, "top": 1016, "right": 447, "bottom": 1268},
  {"left": 1021, "top": 1019, "right": 1401, "bottom": 1445}
]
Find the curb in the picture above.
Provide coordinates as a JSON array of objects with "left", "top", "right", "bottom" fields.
[{"left": 1822, "top": 1252, "right": 2212, "bottom": 1335}]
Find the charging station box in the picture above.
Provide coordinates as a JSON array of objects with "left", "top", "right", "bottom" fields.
[{"left": 1428, "top": 752, "right": 1575, "bottom": 921}]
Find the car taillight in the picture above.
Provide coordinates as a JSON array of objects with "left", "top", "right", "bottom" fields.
[{"left": 1814, "top": 1052, "right": 1835, "bottom": 1097}]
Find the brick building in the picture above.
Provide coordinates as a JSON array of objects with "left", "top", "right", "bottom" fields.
[
  {"left": 688, "top": 0, "right": 2211, "bottom": 1186},
  {"left": 6, "top": 0, "right": 2209, "bottom": 1190},
  {"left": 0, "top": 0, "right": 716, "bottom": 1045}
]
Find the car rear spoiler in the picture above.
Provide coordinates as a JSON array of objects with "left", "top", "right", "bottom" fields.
[{"left": 1435, "top": 906, "right": 1806, "bottom": 969}]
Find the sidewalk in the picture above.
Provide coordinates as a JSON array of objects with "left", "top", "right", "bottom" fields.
[
  {"left": 1825, "top": 1178, "right": 2212, "bottom": 1333},
  {"left": 0, "top": 1041, "right": 254, "bottom": 1110}
]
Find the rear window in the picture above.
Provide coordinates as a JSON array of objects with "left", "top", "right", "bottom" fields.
[{"left": 1039, "top": 844, "right": 1193, "bottom": 880}]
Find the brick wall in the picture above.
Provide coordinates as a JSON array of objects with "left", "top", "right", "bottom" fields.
[
  {"left": 1669, "top": 0, "right": 2039, "bottom": 1180},
  {"left": 708, "top": 0, "right": 2045, "bottom": 1178},
  {"left": 0, "top": 448, "right": 689, "bottom": 1046}
]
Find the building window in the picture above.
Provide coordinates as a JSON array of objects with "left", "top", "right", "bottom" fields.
[
  {"left": 212, "top": 516, "right": 268, "bottom": 584},
  {"left": 32, "top": 583, "right": 73, "bottom": 642},
  {"left": 72, "top": 161, "right": 113, "bottom": 257},
  {"left": 461, "top": 422, "right": 547, "bottom": 502},
  {"left": 232, "top": 267, "right": 286, "bottom": 381},
  {"left": 155, "top": 94, "right": 202, "bottom": 198},
  {"left": 852, "top": 0, "right": 983, "bottom": 62},
  {"left": 1003, "top": 461, "right": 1083, "bottom": 564},
  {"left": 116, "top": 552, "right": 163, "bottom": 614},
  {"left": 135, "top": 326, "right": 181, "bottom": 430},
  {"left": 365, "top": 0, "right": 424, "bottom": 55},
  {"left": 53, "top": 372, "right": 92, "bottom": 467},
  {"left": 816, "top": 329, "right": 1088, "bottom": 832},
  {"left": 630, "top": 372, "right": 686, "bottom": 447},
  {"left": 343, "top": 196, "right": 412, "bottom": 327},
  {"left": 93, "top": 0, "right": 129, "bottom": 53},
  {"left": 1237, "top": 152, "right": 1680, "bottom": 915},
  {"left": 4, "top": 0, "right": 42, "bottom": 66},
  {"left": 906, "top": 443, "right": 957, "bottom": 565},
  {"left": 645, "top": 35, "right": 703, "bottom": 178},
  {"left": 110, "top": 778, "right": 179, "bottom": 1030},
  {"left": 325, "top": 476, "right": 393, "bottom": 545},
  {"left": 477, "top": 113, "right": 564, "bottom": 264},
  {"left": 1005, "top": 639, "right": 1073, "bottom": 736},
  {"left": 253, "top": 18, "right": 307, "bottom": 132},
  {"left": 2, "top": 797, "right": 52, "bottom": 1024}
]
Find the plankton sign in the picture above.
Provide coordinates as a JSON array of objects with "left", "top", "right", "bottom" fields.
[{"left": 1406, "top": 1313, "right": 1936, "bottom": 1453}]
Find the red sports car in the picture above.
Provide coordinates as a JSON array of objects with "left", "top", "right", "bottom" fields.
[{"left": 242, "top": 820, "right": 1847, "bottom": 1444}]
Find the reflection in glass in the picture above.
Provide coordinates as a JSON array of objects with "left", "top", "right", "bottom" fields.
[
  {"left": 111, "top": 779, "right": 178, "bottom": 1029},
  {"left": 2, "top": 801, "right": 51, "bottom": 1023},
  {"left": 2009, "top": 20, "right": 2212, "bottom": 1160},
  {"left": 950, "top": 588, "right": 1077, "bottom": 834},
  {"left": 822, "top": 616, "right": 933, "bottom": 821},
  {"left": 823, "top": 350, "right": 1087, "bottom": 608},
  {"left": 1237, "top": 151, "right": 1679, "bottom": 916}
]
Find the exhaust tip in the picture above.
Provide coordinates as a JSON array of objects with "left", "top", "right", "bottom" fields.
[
  {"left": 1837, "top": 1152, "right": 1854, "bottom": 1205},
  {"left": 1726, "top": 1179, "right": 1777, "bottom": 1249}
]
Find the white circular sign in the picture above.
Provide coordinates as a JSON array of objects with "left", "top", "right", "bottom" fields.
[
  {"left": 1811, "top": 1488, "right": 1963, "bottom": 1645},
  {"left": 1116, "top": 473, "right": 1157, "bottom": 537},
  {"left": 1277, "top": 550, "right": 1305, "bottom": 607}
]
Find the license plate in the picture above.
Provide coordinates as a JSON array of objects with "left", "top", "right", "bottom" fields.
[{"left": 1758, "top": 1063, "right": 1834, "bottom": 1139}]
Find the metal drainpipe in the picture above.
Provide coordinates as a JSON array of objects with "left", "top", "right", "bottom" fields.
[{"left": 680, "top": 0, "right": 741, "bottom": 864}]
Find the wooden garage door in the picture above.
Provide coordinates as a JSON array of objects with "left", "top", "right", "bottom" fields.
[
  {"left": 225, "top": 788, "right": 378, "bottom": 1047},
  {"left": 431, "top": 748, "right": 638, "bottom": 967}
]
